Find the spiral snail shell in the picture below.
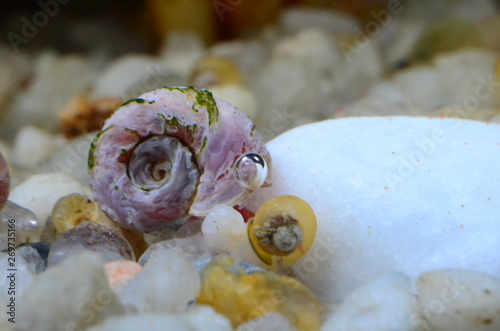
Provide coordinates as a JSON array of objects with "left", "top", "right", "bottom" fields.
[{"left": 89, "top": 87, "right": 271, "bottom": 232}]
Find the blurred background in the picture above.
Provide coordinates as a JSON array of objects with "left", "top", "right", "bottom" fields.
[{"left": 0, "top": 1, "right": 499, "bottom": 186}]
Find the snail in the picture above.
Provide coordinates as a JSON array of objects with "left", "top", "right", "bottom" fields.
[
  {"left": 88, "top": 86, "right": 271, "bottom": 232},
  {"left": 202, "top": 195, "right": 317, "bottom": 269},
  {"left": 248, "top": 195, "right": 317, "bottom": 267}
]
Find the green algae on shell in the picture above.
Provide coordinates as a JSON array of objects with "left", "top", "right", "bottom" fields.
[{"left": 89, "top": 87, "right": 271, "bottom": 232}]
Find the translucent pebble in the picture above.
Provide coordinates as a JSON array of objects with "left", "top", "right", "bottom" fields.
[
  {"left": 51, "top": 193, "right": 117, "bottom": 234},
  {"left": 236, "top": 313, "right": 297, "bottom": 331},
  {"left": 235, "top": 153, "right": 268, "bottom": 190},
  {"left": 201, "top": 204, "right": 263, "bottom": 267},
  {"left": 0, "top": 200, "right": 40, "bottom": 249},
  {"left": 17, "top": 251, "right": 124, "bottom": 331},
  {"left": 139, "top": 232, "right": 215, "bottom": 266},
  {"left": 0, "top": 151, "right": 9, "bottom": 211},
  {"left": 87, "top": 305, "right": 231, "bottom": 331},
  {"left": 48, "top": 222, "right": 134, "bottom": 267},
  {"left": 118, "top": 249, "right": 201, "bottom": 314},
  {"left": 104, "top": 260, "right": 143, "bottom": 293},
  {"left": 197, "top": 255, "right": 322, "bottom": 330},
  {"left": 15, "top": 242, "right": 51, "bottom": 274},
  {"left": 193, "top": 256, "right": 265, "bottom": 275},
  {"left": 40, "top": 216, "right": 58, "bottom": 243}
]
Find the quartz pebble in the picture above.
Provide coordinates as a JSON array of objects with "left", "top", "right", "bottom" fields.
[
  {"left": 139, "top": 232, "right": 215, "bottom": 266},
  {"left": 248, "top": 117, "right": 500, "bottom": 302},
  {"left": 201, "top": 204, "right": 264, "bottom": 267},
  {"left": 197, "top": 255, "right": 322, "bottom": 330},
  {"left": 0, "top": 201, "right": 40, "bottom": 248},
  {"left": 0, "top": 252, "right": 35, "bottom": 301},
  {"left": 12, "top": 125, "right": 60, "bottom": 170},
  {"left": 236, "top": 312, "right": 298, "bottom": 331},
  {"left": 104, "top": 260, "right": 143, "bottom": 293},
  {"left": 17, "top": 251, "right": 124, "bottom": 331},
  {"left": 321, "top": 273, "right": 417, "bottom": 331},
  {"left": 14, "top": 242, "right": 51, "bottom": 273},
  {"left": 58, "top": 95, "right": 121, "bottom": 138},
  {"left": 38, "top": 132, "right": 95, "bottom": 186},
  {"left": 48, "top": 222, "right": 134, "bottom": 267},
  {"left": 3, "top": 51, "right": 94, "bottom": 136},
  {"left": 51, "top": 193, "right": 117, "bottom": 233},
  {"left": 9, "top": 173, "right": 92, "bottom": 228},
  {"left": 118, "top": 249, "right": 200, "bottom": 314},
  {"left": 417, "top": 269, "right": 500, "bottom": 331},
  {"left": 87, "top": 305, "right": 231, "bottom": 331}
]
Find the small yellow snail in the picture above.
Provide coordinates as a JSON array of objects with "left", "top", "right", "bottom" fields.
[{"left": 248, "top": 195, "right": 317, "bottom": 267}]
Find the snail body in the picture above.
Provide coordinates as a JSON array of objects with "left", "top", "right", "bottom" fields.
[{"left": 89, "top": 87, "right": 270, "bottom": 232}]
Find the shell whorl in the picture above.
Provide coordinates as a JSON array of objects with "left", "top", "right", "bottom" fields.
[{"left": 89, "top": 87, "right": 270, "bottom": 232}]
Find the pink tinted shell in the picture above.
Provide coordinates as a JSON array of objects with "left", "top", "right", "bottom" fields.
[{"left": 89, "top": 87, "right": 270, "bottom": 232}]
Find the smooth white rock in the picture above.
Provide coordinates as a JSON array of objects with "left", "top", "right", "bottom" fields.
[
  {"left": 248, "top": 117, "right": 500, "bottom": 302},
  {"left": 4, "top": 51, "right": 93, "bottom": 135},
  {"left": 201, "top": 204, "right": 264, "bottom": 267},
  {"left": 322, "top": 273, "right": 417, "bottom": 331},
  {"left": 12, "top": 126, "right": 60, "bottom": 170},
  {"left": 139, "top": 232, "right": 215, "bottom": 266},
  {"left": 93, "top": 54, "right": 181, "bottom": 100},
  {"left": 208, "top": 84, "right": 257, "bottom": 118},
  {"left": 17, "top": 251, "right": 123, "bottom": 331},
  {"left": 87, "top": 305, "right": 232, "bottom": 331},
  {"left": 9, "top": 173, "right": 92, "bottom": 225},
  {"left": 118, "top": 249, "right": 200, "bottom": 314},
  {"left": 416, "top": 269, "right": 500, "bottom": 331}
]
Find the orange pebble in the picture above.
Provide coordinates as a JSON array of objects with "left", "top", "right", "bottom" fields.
[{"left": 104, "top": 260, "right": 143, "bottom": 292}]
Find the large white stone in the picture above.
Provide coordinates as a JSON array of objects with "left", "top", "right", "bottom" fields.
[{"left": 248, "top": 117, "right": 500, "bottom": 302}]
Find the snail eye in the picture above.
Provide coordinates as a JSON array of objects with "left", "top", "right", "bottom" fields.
[
  {"left": 248, "top": 195, "right": 317, "bottom": 266},
  {"left": 235, "top": 153, "right": 268, "bottom": 190}
]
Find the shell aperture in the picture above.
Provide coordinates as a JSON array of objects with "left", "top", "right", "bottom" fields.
[{"left": 89, "top": 87, "right": 271, "bottom": 232}]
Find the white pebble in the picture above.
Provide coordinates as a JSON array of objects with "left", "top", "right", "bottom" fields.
[
  {"left": 87, "top": 305, "right": 231, "bottom": 331},
  {"left": 9, "top": 173, "right": 91, "bottom": 226},
  {"left": 322, "top": 273, "right": 417, "bottom": 331},
  {"left": 12, "top": 126, "right": 60, "bottom": 170},
  {"left": 202, "top": 204, "right": 264, "bottom": 267},
  {"left": 417, "top": 269, "right": 500, "bottom": 331},
  {"left": 118, "top": 249, "right": 200, "bottom": 314},
  {"left": 17, "top": 251, "right": 123, "bottom": 331}
]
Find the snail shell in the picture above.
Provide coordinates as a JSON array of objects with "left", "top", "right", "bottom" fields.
[{"left": 89, "top": 87, "right": 271, "bottom": 232}]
